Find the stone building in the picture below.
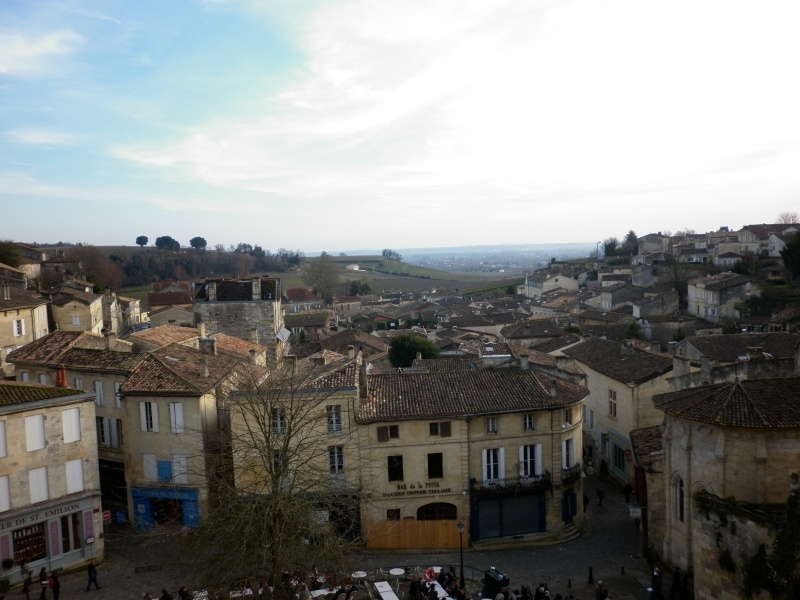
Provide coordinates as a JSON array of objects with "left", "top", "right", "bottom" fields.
[
  {"left": 643, "top": 378, "right": 800, "bottom": 599},
  {"left": 193, "top": 277, "right": 287, "bottom": 367},
  {"left": 47, "top": 287, "right": 104, "bottom": 334},
  {"left": 0, "top": 381, "right": 103, "bottom": 584},
  {"left": 0, "top": 285, "right": 49, "bottom": 378},
  {"left": 357, "top": 354, "right": 588, "bottom": 548}
]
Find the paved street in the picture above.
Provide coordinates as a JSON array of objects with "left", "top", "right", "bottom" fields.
[{"left": 45, "top": 476, "right": 653, "bottom": 600}]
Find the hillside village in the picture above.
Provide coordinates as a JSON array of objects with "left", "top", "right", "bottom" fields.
[{"left": 1, "top": 221, "right": 800, "bottom": 599}]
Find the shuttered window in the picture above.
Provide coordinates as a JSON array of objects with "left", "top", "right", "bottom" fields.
[
  {"left": 25, "top": 415, "right": 45, "bottom": 451},
  {"left": 66, "top": 459, "right": 84, "bottom": 494},
  {"left": 62, "top": 408, "right": 81, "bottom": 443}
]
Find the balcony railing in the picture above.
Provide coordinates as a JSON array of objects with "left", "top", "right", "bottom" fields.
[
  {"left": 471, "top": 472, "right": 552, "bottom": 497},
  {"left": 561, "top": 462, "right": 582, "bottom": 484}
]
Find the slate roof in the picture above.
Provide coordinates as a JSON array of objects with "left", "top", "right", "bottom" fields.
[
  {"left": 630, "top": 425, "right": 663, "bottom": 460},
  {"left": 147, "top": 290, "right": 193, "bottom": 307},
  {"left": 653, "top": 378, "right": 800, "bottom": 428},
  {"left": 0, "top": 381, "right": 87, "bottom": 407},
  {"left": 684, "top": 332, "right": 800, "bottom": 363},
  {"left": 360, "top": 368, "right": 587, "bottom": 422},
  {"left": 0, "top": 288, "right": 49, "bottom": 311},
  {"left": 502, "top": 319, "right": 564, "bottom": 339},
  {"left": 562, "top": 337, "right": 672, "bottom": 385},
  {"left": 129, "top": 325, "right": 198, "bottom": 347}
]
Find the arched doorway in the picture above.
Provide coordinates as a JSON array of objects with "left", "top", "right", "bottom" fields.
[{"left": 417, "top": 502, "right": 457, "bottom": 521}]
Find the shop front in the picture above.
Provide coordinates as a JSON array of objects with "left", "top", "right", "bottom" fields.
[
  {"left": 130, "top": 486, "right": 200, "bottom": 530},
  {"left": 0, "top": 495, "right": 102, "bottom": 586}
]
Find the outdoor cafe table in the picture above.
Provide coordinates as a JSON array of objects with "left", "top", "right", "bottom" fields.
[
  {"left": 375, "top": 580, "right": 400, "bottom": 600},
  {"left": 431, "top": 582, "right": 450, "bottom": 599},
  {"left": 310, "top": 590, "right": 330, "bottom": 599}
]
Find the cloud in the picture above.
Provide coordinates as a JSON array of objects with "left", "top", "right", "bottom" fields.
[
  {"left": 76, "top": 10, "right": 122, "bottom": 25},
  {"left": 5, "top": 129, "right": 76, "bottom": 145},
  {"left": 0, "top": 29, "right": 84, "bottom": 77}
]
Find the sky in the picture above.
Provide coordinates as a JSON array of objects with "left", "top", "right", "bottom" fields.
[{"left": 1, "top": 0, "right": 800, "bottom": 254}]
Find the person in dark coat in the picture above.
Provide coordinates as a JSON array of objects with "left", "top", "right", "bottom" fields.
[
  {"left": 86, "top": 561, "right": 101, "bottom": 590},
  {"left": 596, "top": 484, "right": 605, "bottom": 507},
  {"left": 49, "top": 572, "right": 60, "bottom": 600},
  {"left": 38, "top": 568, "right": 47, "bottom": 600}
]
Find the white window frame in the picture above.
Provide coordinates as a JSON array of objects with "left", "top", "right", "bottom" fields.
[
  {"left": 37, "top": 373, "right": 47, "bottom": 384},
  {"left": 169, "top": 402, "right": 185, "bottom": 434},
  {"left": 62, "top": 407, "right": 81, "bottom": 443},
  {"left": 608, "top": 389, "right": 617, "bottom": 418},
  {"left": 272, "top": 407, "right": 286, "bottom": 435},
  {"left": 74, "top": 377, "right": 84, "bottom": 390},
  {"left": 519, "top": 444, "right": 542, "bottom": 477},
  {"left": 326, "top": 405, "right": 342, "bottom": 434},
  {"left": 139, "top": 401, "right": 159, "bottom": 432},
  {"left": 12, "top": 319, "right": 24, "bottom": 337},
  {"left": 20, "top": 371, "right": 29, "bottom": 382},
  {"left": 0, "top": 475, "right": 9, "bottom": 512},
  {"left": 114, "top": 382, "right": 122, "bottom": 408},
  {"left": 25, "top": 414, "right": 45, "bottom": 451},
  {"left": 562, "top": 437, "right": 575, "bottom": 469},
  {"left": 482, "top": 447, "right": 504, "bottom": 482},
  {"left": 172, "top": 454, "right": 188, "bottom": 484},
  {"left": 29, "top": 467, "right": 48, "bottom": 503},
  {"left": 66, "top": 458, "right": 85, "bottom": 494},
  {"left": 328, "top": 445, "right": 344, "bottom": 474},
  {"left": 486, "top": 417, "right": 498, "bottom": 434},
  {"left": 143, "top": 453, "right": 157, "bottom": 481},
  {"left": 94, "top": 381, "right": 104, "bottom": 406},
  {"left": 71, "top": 314, "right": 80, "bottom": 328},
  {"left": 523, "top": 413, "right": 534, "bottom": 431}
]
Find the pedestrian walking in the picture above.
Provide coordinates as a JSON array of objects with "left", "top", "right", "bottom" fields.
[
  {"left": 49, "top": 572, "right": 60, "bottom": 600},
  {"left": 160, "top": 588, "right": 174, "bottom": 600},
  {"left": 583, "top": 494, "right": 590, "bottom": 512},
  {"left": 85, "top": 561, "right": 101, "bottom": 591},
  {"left": 38, "top": 567, "right": 47, "bottom": 600},
  {"left": 596, "top": 484, "right": 605, "bottom": 507},
  {"left": 650, "top": 566, "right": 663, "bottom": 600},
  {"left": 624, "top": 483, "right": 633, "bottom": 503}
]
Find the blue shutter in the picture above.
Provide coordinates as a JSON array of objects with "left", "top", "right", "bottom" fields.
[{"left": 157, "top": 460, "right": 173, "bottom": 483}]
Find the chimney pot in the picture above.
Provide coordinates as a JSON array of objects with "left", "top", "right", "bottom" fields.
[
  {"left": 549, "top": 379, "right": 557, "bottom": 398},
  {"left": 348, "top": 345, "right": 355, "bottom": 360},
  {"left": 520, "top": 354, "right": 529, "bottom": 370},
  {"left": 198, "top": 322, "right": 207, "bottom": 338}
]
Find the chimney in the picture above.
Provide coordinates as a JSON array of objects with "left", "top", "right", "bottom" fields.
[
  {"left": 746, "top": 346, "right": 763, "bottom": 361},
  {"left": 348, "top": 345, "right": 355, "bottom": 360},
  {"left": 555, "top": 355, "right": 568, "bottom": 370},
  {"left": 197, "top": 322, "right": 207, "bottom": 338},
  {"left": 248, "top": 349, "right": 258, "bottom": 365},
  {"left": 549, "top": 379, "right": 557, "bottom": 399},
  {"left": 416, "top": 351, "right": 422, "bottom": 361},
  {"left": 313, "top": 355, "right": 326, "bottom": 366},
  {"left": 202, "top": 358, "right": 209, "bottom": 378},
  {"left": 250, "top": 328, "right": 259, "bottom": 345},
  {"left": 102, "top": 328, "right": 114, "bottom": 350},
  {"left": 252, "top": 277, "right": 261, "bottom": 301},
  {"left": 359, "top": 363, "right": 368, "bottom": 399},
  {"left": 672, "top": 356, "right": 688, "bottom": 378},
  {"left": 208, "top": 281, "right": 217, "bottom": 302},
  {"left": 520, "top": 354, "right": 529, "bottom": 370},
  {"left": 199, "top": 338, "right": 217, "bottom": 356},
  {"left": 700, "top": 356, "right": 712, "bottom": 381}
]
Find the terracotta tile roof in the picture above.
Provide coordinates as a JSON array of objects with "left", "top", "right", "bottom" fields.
[
  {"left": 286, "top": 341, "right": 323, "bottom": 358},
  {"left": 193, "top": 277, "right": 280, "bottom": 302},
  {"left": 691, "top": 272, "right": 754, "bottom": 291},
  {"left": 122, "top": 344, "right": 240, "bottom": 395},
  {"left": 0, "top": 288, "right": 49, "bottom": 311},
  {"left": 53, "top": 348, "right": 144, "bottom": 374},
  {"left": 360, "top": 368, "right": 587, "bottom": 422},
  {"left": 211, "top": 333, "right": 264, "bottom": 358},
  {"left": 7, "top": 330, "right": 87, "bottom": 365},
  {"left": 684, "top": 332, "right": 800, "bottom": 362},
  {"left": 320, "top": 330, "right": 388, "bottom": 355},
  {"left": 49, "top": 288, "right": 101, "bottom": 306},
  {"left": 562, "top": 337, "right": 672, "bottom": 385},
  {"left": 288, "top": 354, "right": 360, "bottom": 390},
  {"left": 502, "top": 319, "right": 564, "bottom": 339},
  {"left": 530, "top": 334, "right": 582, "bottom": 353},
  {"left": 284, "top": 311, "right": 332, "bottom": 328},
  {"left": 630, "top": 425, "right": 663, "bottom": 461},
  {"left": 411, "top": 356, "right": 477, "bottom": 371},
  {"left": 130, "top": 325, "right": 199, "bottom": 347},
  {"left": 0, "top": 381, "right": 87, "bottom": 407},
  {"left": 653, "top": 378, "right": 800, "bottom": 428},
  {"left": 148, "top": 305, "right": 193, "bottom": 317},
  {"left": 146, "top": 290, "right": 193, "bottom": 307},
  {"left": 333, "top": 295, "right": 362, "bottom": 304}
]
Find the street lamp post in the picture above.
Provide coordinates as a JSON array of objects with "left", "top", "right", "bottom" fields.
[{"left": 457, "top": 519, "right": 465, "bottom": 589}]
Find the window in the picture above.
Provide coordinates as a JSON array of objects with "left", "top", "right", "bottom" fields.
[
  {"left": 486, "top": 417, "right": 498, "bottom": 434},
  {"left": 612, "top": 442, "right": 626, "bottom": 476},
  {"left": 140, "top": 401, "right": 159, "bottom": 432},
  {"left": 608, "top": 389, "right": 617, "bottom": 418},
  {"left": 62, "top": 407, "right": 81, "bottom": 443},
  {"left": 429, "top": 422, "right": 452, "bottom": 437},
  {"left": 377, "top": 425, "right": 399, "bottom": 442},
  {"left": 94, "top": 381, "right": 104, "bottom": 406},
  {"left": 328, "top": 446, "right": 344, "bottom": 474},
  {"left": 71, "top": 314, "right": 81, "bottom": 328},
  {"left": 37, "top": 374, "right": 47, "bottom": 384},
  {"left": 143, "top": 453, "right": 157, "bottom": 481},
  {"left": 157, "top": 460, "right": 173, "bottom": 483},
  {"left": 66, "top": 459, "right": 84, "bottom": 494},
  {"left": 173, "top": 455, "right": 188, "bottom": 484},
  {"left": 96, "top": 417, "right": 108, "bottom": 446},
  {"left": 20, "top": 371, "right": 29, "bottom": 382},
  {"left": 74, "top": 377, "right": 83, "bottom": 390},
  {"left": 113, "top": 418, "right": 123, "bottom": 448},
  {"left": 0, "top": 421, "right": 6, "bottom": 457},
  {"left": 427, "top": 453, "right": 443, "bottom": 479},
  {"left": 519, "top": 444, "right": 542, "bottom": 477},
  {"left": 0, "top": 475, "right": 10, "bottom": 511},
  {"left": 523, "top": 414, "right": 534, "bottom": 431},
  {"left": 60, "top": 512, "right": 82, "bottom": 554},
  {"left": 564, "top": 408, "right": 572, "bottom": 426},
  {"left": 114, "top": 382, "right": 122, "bottom": 408},
  {"left": 272, "top": 408, "right": 286, "bottom": 435},
  {"left": 562, "top": 438, "right": 574, "bottom": 469},
  {"left": 588, "top": 408, "right": 595, "bottom": 429},
  {"left": 327, "top": 405, "right": 342, "bottom": 433},
  {"left": 386, "top": 509, "right": 400, "bottom": 521},
  {"left": 169, "top": 402, "right": 184, "bottom": 434},
  {"left": 25, "top": 414, "right": 45, "bottom": 451},
  {"left": 29, "top": 467, "right": 48, "bottom": 503},
  {"left": 387, "top": 455, "right": 404, "bottom": 481},
  {"left": 676, "top": 478, "right": 685, "bottom": 523},
  {"left": 12, "top": 319, "right": 24, "bottom": 337},
  {"left": 482, "top": 448, "right": 503, "bottom": 481}
]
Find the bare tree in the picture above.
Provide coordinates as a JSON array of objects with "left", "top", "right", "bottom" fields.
[
  {"left": 777, "top": 211, "right": 799, "bottom": 224},
  {"left": 658, "top": 256, "right": 694, "bottom": 308},
  {"left": 186, "top": 359, "right": 361, "bottom": 595},
  {"left": 302, "top": 252, "right": 340, "bottom": 304}
]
